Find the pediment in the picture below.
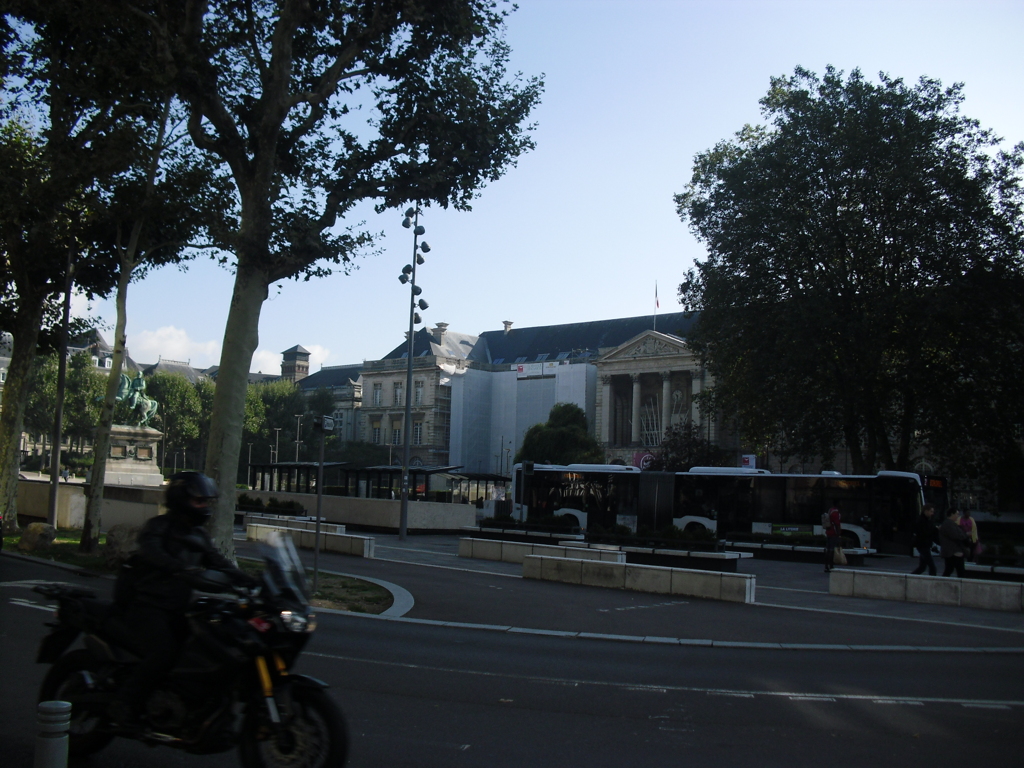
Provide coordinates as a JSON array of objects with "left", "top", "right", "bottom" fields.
[{"left": 597, "top": 330, "right": 690, "bottom": 363}]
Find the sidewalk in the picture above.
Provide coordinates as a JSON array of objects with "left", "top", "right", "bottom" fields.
[{"left": 235, "top": 532, "right": 1024, "bottom": 651}]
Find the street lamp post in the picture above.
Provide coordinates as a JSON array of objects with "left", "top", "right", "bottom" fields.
[
  {"left": 294, "top": 414, "right": 303, "bottom": 462},
  {"left": 397, "top": 206, "right": 431, "bottom": 540}
]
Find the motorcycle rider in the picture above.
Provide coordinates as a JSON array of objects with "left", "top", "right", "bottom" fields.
[{"left": 108, "top": 471, "right": 255, "bottom": 728}]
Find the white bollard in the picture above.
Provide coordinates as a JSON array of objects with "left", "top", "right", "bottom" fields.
[{"left": 34, "top": 701, "right": 71, "bottom": 768}]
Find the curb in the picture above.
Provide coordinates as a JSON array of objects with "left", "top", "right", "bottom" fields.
[{"left": 0, "top": 550, "right": 113, "bottom": 579}]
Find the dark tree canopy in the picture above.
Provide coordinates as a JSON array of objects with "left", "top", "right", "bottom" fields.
[
  {"left": 649, "top": 422, "right": 729, "bottom": 473},
  {"left": 676, "top": 66, "right": 1024, "bottom": 480},
  {"left": 515, "top": 403, "right": 604, "bottom": 466},
  {"left": 122, "top": 0, "right": 543, "bottom": 551}
]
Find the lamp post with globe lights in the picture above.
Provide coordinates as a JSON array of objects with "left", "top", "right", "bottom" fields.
[{"left": 398, "top": 206, "right": 431, "bottom": 540}]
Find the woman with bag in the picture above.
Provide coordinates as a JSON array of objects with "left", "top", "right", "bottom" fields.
[
  {"left": 823, "top": 505, "right": 843, "bottom": 573},
  {"left": 959, "top": 509, "right": 980, "bottom": 562}
]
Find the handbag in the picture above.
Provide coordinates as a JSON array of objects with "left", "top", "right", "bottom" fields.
[{"left": 833, "top": 547, "right": 847, "bottom": 566}]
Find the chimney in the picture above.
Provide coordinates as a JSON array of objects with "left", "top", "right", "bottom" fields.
[
  {"left": 502, "top": 320, "right": 513, "bottom": 335},
  {"left": 431, "top": 322, "right": 448, "bottom": 344}
]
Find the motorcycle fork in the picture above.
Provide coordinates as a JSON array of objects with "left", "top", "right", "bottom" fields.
[{"left": 254, "top": 654, "right": 289, "bottom": 725}]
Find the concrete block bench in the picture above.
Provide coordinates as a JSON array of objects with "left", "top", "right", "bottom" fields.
[
  {"left": 725, "top": 540, "right": 873, "bottom": 566},
  {"left": 245, "top": 513, "right": 346, "bottom": 536},
  {"left": 247, "top": 522, "right": 374, "bottom": 558},
  {"left": 965, "top": 563, "right": 1024, "bottom": 583},
  {"left": 557, "top": 541, "right": 753, "bottom": 573},
  {"left": 829, "top": 568, "right": 1023, "bottom": 612},
  {"left": 460, "top": 526, "right": 585, "bottom": 544},
  {"left": 522, "top": 555, "right": 755, "bottom": 603},
  {"left": 458, "top": 538, "right": 624, "bottom": 564}
]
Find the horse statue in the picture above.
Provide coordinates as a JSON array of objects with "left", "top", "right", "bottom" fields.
[{"left": 117, "top": 372, "right": 159, "bottom": 427}]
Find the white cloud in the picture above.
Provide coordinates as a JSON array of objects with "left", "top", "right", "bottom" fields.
[
  {"left": 250, "top": 349, "right": 282, "bottom": 376},
  {"left": 127, "top": 326, "right": 221, "bottom": 369},
  {"left": 305, "top": 344, "right": 330, "bottom": 371}
]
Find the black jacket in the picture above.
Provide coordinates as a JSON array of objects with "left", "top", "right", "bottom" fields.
[
  {"left": 912, "top": 513, "right": 938, "bottom": 550},
  {"left": 119, "top": 511, "right": 239, "bottom": 610}
]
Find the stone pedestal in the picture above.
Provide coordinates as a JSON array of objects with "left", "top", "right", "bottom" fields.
[{"left": 105, "top": 425, "right": 164, "bottom": 486}]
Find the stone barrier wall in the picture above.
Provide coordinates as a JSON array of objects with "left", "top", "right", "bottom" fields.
[
  {"left": 246, "top": 522, "right": 374, "bottom": 558},
  {"left": 458, "top": 537, "right": 625, "bottom": 564},
  {"left": 522, "top": 555, "right": 756, "bottom": 603},
  {"left": 829, "top": 569, "right": 1023, "bottom": 612},
  {"left": 239, "top": 489, "right": 476, "bottom": 531}
]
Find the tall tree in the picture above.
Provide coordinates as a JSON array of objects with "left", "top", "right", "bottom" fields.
[
  {"left": 0, "top": 3, "right": 160, "bottom": 536},
  {"left": 515, "top": 403, "right": 605, "bottom": 466},
  {"left": 676, "top": 67, "right": 1024, "bottom": 475},
  {"left": 649, "top": 421, "right": 728, "bottom": 472},
  {"left": 131, "top": 0, "right": 543, "bottom": 552}
]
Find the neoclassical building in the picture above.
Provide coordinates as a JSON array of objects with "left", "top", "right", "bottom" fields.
[{"left": 595, "top": 329, "right": 718, "bottom": 466}]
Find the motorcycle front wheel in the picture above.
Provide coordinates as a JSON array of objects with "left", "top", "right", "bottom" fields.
[
  {"left": 239, "top": 686, "right": 348, "bottom": 768},
  {"left": 39, "top": 649, "right": 115, "bottom": 757}
]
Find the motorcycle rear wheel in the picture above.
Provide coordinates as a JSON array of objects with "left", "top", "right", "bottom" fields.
[
  {"left": 39, "top": 649, "right": 115, "bottom": 757},
  {"left": 239, "top": 686, "right": 348, "bottom": 768}
]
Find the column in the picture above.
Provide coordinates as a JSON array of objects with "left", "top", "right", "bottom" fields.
[
  {"left": 630, "top": 374, "right": 642, "bottom": 445},
  {"left": 690, "top": 371, "right": 701, "bottom": 424},
  {"left": 660, "top": 371, "right": 672, "bottom": 441},
  {"left": 600, "top": 375, "right": 613, "bottom": 445}
]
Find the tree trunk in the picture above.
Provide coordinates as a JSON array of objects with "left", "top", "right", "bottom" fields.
[
  {"left": 205, "top": 263, "right": 269, "bottom": 555},
  {"left": 0, "top": 293, "right": 47, "bottom": 536},
  {"left": 81, "top": 261, "right": 133, "bottom": 552}
]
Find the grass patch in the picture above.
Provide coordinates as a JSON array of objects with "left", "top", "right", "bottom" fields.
[
  {"left": 4, "top": 529, "right": 394, "bottom": 616},
  {"left": 3, "top": 528, "right": 115, "bottom": 573},
  {"left": 237, "top": 558, "right": 393, "bottom": 615}
]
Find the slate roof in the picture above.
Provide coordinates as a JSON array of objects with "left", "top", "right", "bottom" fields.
[
  {"left": 376, "top": 313, "right": 696, "bottom": 365},
  {"left": 381, "top": 328, "right": 488, "bottom": 362},
  {"left": 140, "top": 359, "right": 209, "bottom": 384},
  {"left": 204, "top": 366, "right": 280, "bottom": 384},
  {"left": 297, "top": 364, "right": 362, "bottom": 391},
  {"left": 282, "top": 345, "right": 310, "bottom": 355},
  {"left": 478, "top": 312, "right": 695, "bottom": 364}
]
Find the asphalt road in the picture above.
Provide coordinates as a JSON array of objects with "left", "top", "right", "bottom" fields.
[{"left": 3, "top": 542, "right": 1023, "bottom": 767}]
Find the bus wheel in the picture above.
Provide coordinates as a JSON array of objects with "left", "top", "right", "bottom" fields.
[
  {"left": 684, "top": 523, "right": 707, "bottom": 534},
  {"left": 841, "top": 533, "right": 859, "bottom": 549}
]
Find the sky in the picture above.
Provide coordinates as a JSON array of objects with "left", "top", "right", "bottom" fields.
[{"left": 86, "top": 0, "right": 1024, "bottom": 375}]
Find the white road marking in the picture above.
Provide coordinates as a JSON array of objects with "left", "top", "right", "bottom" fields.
[
  {"left": 305, "top": 650, "right": 1024, "bottom": 710},
  {"left": 753, "top": 600, "right": 1024, "bottom": 635},
  {"left": 9, "top": 598, "right": 57, "bottom": 612}
]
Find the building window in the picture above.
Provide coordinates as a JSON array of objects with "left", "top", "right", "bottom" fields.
[
  {"left": 555, "top": 351, "right": 570, "bottom": 360},
  {"left": 372, "top": 383, "right": 382, "bottom": 405},
  {"left": 514, "top": 356, "right": 527, "bottom": 363},
  {"left": 414, "top": 380, "right": 424, "bottom": 405},
  {"left": 371, "top": 422, "right": 381, "bottom": 444},
  {"left": 413, "top": 422, "right": 423, "bottom": 445},
  {"left": 535, "top": 353, "right": 548, "bottom": 361},
  {"left": 391, "top": 422, "right": 402, "bottom": 445},
  {"left": 393, "top": 381, "right": 403, "bottom": 406}
]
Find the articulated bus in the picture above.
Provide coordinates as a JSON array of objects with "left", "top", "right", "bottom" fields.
[{"left": 511, "top": 464, "right": 926, "bottom": 553}]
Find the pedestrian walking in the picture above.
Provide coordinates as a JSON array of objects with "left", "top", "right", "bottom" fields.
[
  {"left": 823, "top": 505, "right": 842, "bottom": 572},
  {"left": 959, "top": 509, "right": 979, "bottom": 562},
  {"left": 911, "top": 504, "right": 938, "bottom": 575},
  {"left": 939, "top": 507, "right": 969, "bottom": 578}
]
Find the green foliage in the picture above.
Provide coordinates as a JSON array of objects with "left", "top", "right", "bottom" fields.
[
  {"left": 514, "top": 403, "right": 604, "bottom": 465},
  {"left": 649, "top": 421, "right": 730, "bottom": 472},
  {"left": 676, "top": 66, "right": 1024, "bottom": 476},
  {"left": 147, "top": 372, "right": 202, "bottom": 452},
  {"left": 63, "top": 353, "right": 105, "bottom": 443}
]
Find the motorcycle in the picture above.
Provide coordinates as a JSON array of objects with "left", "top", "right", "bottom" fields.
[{"left": 33, "top": 531, "right": 347, "bottom": 767}]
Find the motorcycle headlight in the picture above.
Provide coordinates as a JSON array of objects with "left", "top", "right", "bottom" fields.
[{"left": 279, "top": 610, "right": 314, "bottom": 633}]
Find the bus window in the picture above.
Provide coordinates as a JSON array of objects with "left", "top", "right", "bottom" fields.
[
  {"left": 823, "top": 478, "right": 872, "bottom": 529},
  {"left": 785, "top": 478, "right": 824, "bottom": 529},
  {"left": 752, "top": 477, "right": 786, "bottom": 526},
  {"left": 872, "top": 477, "right": 921, "bottom": 554}
]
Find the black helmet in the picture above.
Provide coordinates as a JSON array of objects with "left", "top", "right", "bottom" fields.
[{"left": 166, "top": 471, "right": 219, "bottom": 525}]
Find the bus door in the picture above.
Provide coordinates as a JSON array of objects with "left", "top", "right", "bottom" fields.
[
  {"left": 872, "top": 476, "right": 921, "bottom": 554},
  {"left": 638, "top": 472, "right": 675, "bottom": 532}
]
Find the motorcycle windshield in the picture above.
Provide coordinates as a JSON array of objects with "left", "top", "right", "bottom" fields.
[{"left": 260, "top": 530, "right": 311, "bottom": 607}]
